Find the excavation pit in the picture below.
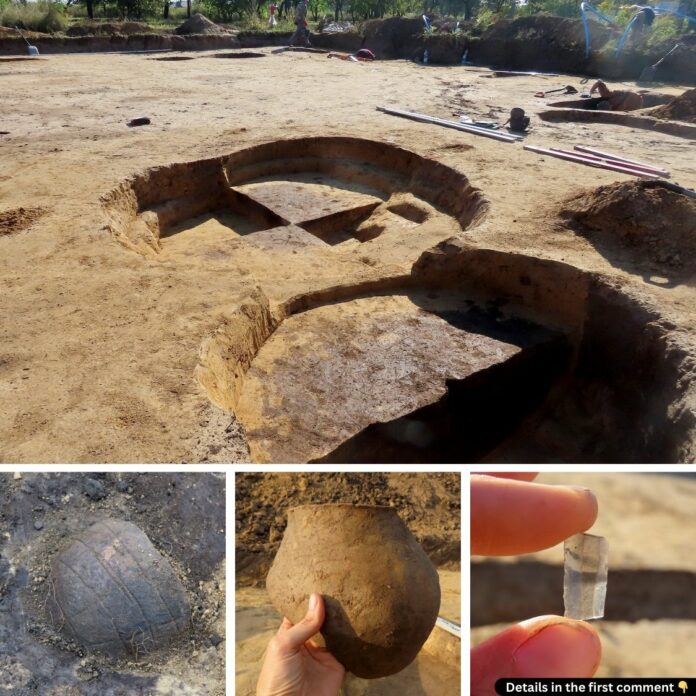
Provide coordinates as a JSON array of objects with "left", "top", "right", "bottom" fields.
[
  {"left": 0, "top": 206, "right": 47, "bottom": 235},
  {"left": 103, "top": 137, "right": 487, "bottom": 258},
  {"left": 538, "top": 108, "right": 696, "bottom": 139},
  {"left": 194, "top": 242, "right": 696, "bottom": 463},
  {"left": 101, "top": 139, "right": 696, "bottom": 464},
  {"left": 213, "top": 52, "right": 265, "bottom": 59},
  {"left": 151, "top": 55, "right": 196, "bottom": 61},
  {"left": 234, "top": 289, "right": 570, "bottom": 463}
]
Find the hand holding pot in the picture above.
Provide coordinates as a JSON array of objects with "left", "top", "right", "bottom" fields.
[
  {"left": 471, "top": 473, "right": 602, "bottom": 695},
  {"left": 257, "top": 593, "right": 345, "bottom": 696}
]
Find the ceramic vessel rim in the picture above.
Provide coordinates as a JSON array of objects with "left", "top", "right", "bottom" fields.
[{"left": 288, "top": 503, "right": 395, "bottom": 513}]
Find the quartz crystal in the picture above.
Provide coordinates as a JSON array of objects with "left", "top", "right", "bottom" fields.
[{"left": 563, "top": 532, "right": 608, "bottom": 620}]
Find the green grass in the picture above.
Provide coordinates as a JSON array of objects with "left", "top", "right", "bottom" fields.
[{"left": 1, "top": 2, "right": 69, "bottom": 32}]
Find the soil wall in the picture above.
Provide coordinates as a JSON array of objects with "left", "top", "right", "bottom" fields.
[
  {"left": 1, "top": 16, "right": 693, "bottom": 84},
  {"left": 0, "top": 32, "right": 240, "bottom": 54}
]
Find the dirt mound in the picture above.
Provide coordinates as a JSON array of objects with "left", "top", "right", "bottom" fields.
[
  {"left": 0, "top": 206, "right": 46, "bottom": 235},
  {"left": 650, "top": 88, "right": 696, "bottom": 123},
  {"left": 360, "top": 16, "right": 424, "bottom": 58},
  {"left": 236, "top": 473, "right": 460, "bottom": 586},
  {"left": 560, "top": 180, "right": 696, "bottom": 273},
  {"left": 66, "top": 21, "right": 155, "bottom": 37},
  {"left": 175, "top": 13, "right": 226, "bottom": 35}
]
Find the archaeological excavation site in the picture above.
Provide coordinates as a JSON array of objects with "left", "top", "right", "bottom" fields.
[{"left": 1, "top": 14, "right": 695, "bottom": 464}]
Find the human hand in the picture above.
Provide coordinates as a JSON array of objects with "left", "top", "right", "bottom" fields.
[
  {"left": 256, "top": 593, "right": 346, "bottom": 696},
  {"left": 471, "top": 473, "right": 602, "bottom": 695}
]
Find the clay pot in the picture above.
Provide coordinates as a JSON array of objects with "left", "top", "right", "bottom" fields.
[
  {"left": 47, "top": 519, "right": 190, "bottom": 658},
  {"left": 266, "top": 504, "right": 440, "bottom": 678}
]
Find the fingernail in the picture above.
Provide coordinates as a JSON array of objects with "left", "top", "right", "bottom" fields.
[
  {"left": 308, "top": 593, "right": 318, "bottom": 611},
  {"left": 514, "top": 621, "right": 601, "bottom": 677}
]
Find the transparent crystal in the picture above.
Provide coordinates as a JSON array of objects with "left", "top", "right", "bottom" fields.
[{"left": 563, "top": 533, "right": 608, "bottom": 620}]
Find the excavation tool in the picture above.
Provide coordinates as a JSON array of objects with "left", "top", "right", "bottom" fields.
[
  {"left": 435, "top": 616, "right": 461, "bottom": 638},
  {"left": 639, "top": 44, "right": 681, "bottom": 83},
  {"left": 489, "top": 69, "right": 560, "bottom": 77},
  {"left": 534, "top": 85, "right": 578, "bottom": 98},
  {"left": 377, "top": 106, "right": 522, "bottom": 143},
  {"left": 15, "top": 26, "right": 39, "bottom": 56}
]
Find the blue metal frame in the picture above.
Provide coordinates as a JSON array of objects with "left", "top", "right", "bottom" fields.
[{"left": 580, "top": 1, "right": 696, "bottom": 59}]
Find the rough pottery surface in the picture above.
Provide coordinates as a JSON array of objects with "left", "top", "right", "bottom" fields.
[
  {"left": 47, "top": 519, "right": 191, "bottom": 658},
  {"left": 266, "top": 504, "right": 441, "bottom": 678}
]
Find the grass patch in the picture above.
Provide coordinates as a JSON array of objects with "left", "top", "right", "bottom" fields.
[{"left": 1, "top": 2, "right": 69, "bottom": 33}]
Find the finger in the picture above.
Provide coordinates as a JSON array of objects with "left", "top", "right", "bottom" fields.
[
  {"left": 475, "top": 473, "right": 538, "bottom": 482},
  {"left": 280, "top": 593, "right": 325, "bottom": 649},
  {"left": 471, "top": 475, "right": 597, "bottom": 556},
  {"left": 471, "top": 616, "right": 601, "bottom": 696}
]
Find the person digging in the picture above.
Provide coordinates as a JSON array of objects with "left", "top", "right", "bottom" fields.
[
  {"left": 289, "top": 0, "right": 311, "bottom": 47},
  {"left": 589, "top": 80, "right": 643, "bottom": 111}
]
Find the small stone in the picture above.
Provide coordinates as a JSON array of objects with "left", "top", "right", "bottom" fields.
[
  {"left": 33, "top": 519, "right": 44, "bottom": 531},
  {"left": 209, "top": 633, "right": 223, "bottom": 647},
  {"left": 13, "top": 472, "right": 22, "bottom": 480},
  {"left": 115, "top": 480, "right": 129, "bottom": 493},
  {"left": 83, "top": 478, "right": 107, "bottom": 501}
]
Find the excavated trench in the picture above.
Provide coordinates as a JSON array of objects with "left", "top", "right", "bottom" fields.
[
  {"left": 538, "top": 108, "right": 696, "bottom": 140},
  {"left": 213, "top": 52, "right": 265, "bottom": 59},
  {"left": 202, "top": 248, "right": 695, "bottom": 463},
  {"left": 102, "top": 137, "right": 696, "bottom": 463},
  {"left": 102, "top": 136, "right": 484, "bottom": 258}
]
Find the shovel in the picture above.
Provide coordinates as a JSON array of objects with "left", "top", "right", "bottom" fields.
[
  {"left": 15, "top": 25, "right": 39, "bottom": 56},
  {"left": 639, "top": 43, "right": 681, "bottom": 83},
  {"left": 534, "top": 85, "right": 578, "bottom": 98}
]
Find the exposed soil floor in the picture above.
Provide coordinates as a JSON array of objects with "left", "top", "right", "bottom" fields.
[
  {"left": 471, "top": 472, "right": 696, "bottom": 677},
  {"left": 236, "top": 292, "right": 559, "bottom": 462},
  {"left": 0, "top": 51, "right": 695, "bottom": 462},
  {"left": 236, "top": 472, "right": 461, "bottom": 695},
  {"left": 0, "top": 472, "right": 226, "bottom": 695}
]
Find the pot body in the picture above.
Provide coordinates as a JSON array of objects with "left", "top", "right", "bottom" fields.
[
  {"left": 266, "top": 504, "right": 440, "bottom": 678},
  {"left": 47, "top": 519, "right": 190, "bottom": 657}
]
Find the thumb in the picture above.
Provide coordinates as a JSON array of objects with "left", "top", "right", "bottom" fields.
[
  {"left": 281, "top": 593, "right": 325, "bottom": 649},
  {"left": 471, "top": 616, "right": 602, "bottom": 696}
]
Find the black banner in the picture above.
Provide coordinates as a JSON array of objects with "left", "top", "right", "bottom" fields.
[{"left": 495, "top": 679, "right": 696, "bottom": 695}]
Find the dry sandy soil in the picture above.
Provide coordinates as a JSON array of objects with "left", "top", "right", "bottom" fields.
[
  {"left": 0, "top": 50, "right": 695, "bottom": 463},
  {"left": 236, "top": 472, "right": 461, "bottom": 695},
  {"left": 0, "top": 472, "right": 226, "bottom": 695},
  {"left": 472, "top": 472, "right": 696, "bottom": 678}
]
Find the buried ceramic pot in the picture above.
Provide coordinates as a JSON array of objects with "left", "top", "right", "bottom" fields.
[{"left": 266, "top": 504, "right": 440, "bottom": 678}]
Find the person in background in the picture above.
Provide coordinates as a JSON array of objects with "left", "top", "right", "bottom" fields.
[
  {"left": 289, "top": 0, "right": 311, "bottom": 46},
  {"left": 269, "top": 2, "right": 278, "bottom": 27}
]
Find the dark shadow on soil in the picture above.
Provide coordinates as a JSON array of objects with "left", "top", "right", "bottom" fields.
[
  {"left": 213, "top": 51, "right": 265, "bottom": 58},
  {"left": 314, "top": 300, "right": 571, "bottom": 464}
]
